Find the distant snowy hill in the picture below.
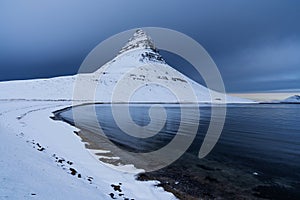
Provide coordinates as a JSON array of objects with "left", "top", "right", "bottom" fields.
[
  {"left": 0, "top": 76, "right": 75, "bottom": 100},
  {"left": 0, "top": 29, "right": 254, "bottom": 104},
  {"left": 281, "top": 95, "right": 300, "bottom": 103}
]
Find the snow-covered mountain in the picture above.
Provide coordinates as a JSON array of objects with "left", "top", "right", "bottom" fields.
[
  {"left": 78, "top": 29, "right": 253, "bottom": 103},
  {"left": 0, "top": 29, "right": 252, "bottom": 103},
  {"left": 0, "top": 29, "right": 253, "bottom": 104},
  {"left": 281, "top": 95, "right": 300, "bottom": 103}
]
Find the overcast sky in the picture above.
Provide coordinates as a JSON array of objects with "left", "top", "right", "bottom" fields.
[{"left": 0, "top": 0, "right": 299, "bottom": 92}]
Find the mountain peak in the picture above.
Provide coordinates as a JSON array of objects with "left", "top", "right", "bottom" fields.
[
  {"left": 117, "top": 29, "right": 165, "bottom": 64},
  {"left": 119, "top": 29, "right": 157, "bottom": 54}
]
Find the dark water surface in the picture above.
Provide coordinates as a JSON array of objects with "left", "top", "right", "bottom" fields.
[{"left": 58, "top": 104, "right": 300, "bottom": 199}]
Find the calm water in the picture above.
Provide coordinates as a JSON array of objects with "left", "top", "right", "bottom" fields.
[{"left": 58, "top": 104, "right": 300, "bottom": 199}]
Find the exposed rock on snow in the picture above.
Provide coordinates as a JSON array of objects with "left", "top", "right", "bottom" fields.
[{"left": 0, "top": 101, "right": 176, "bottom": 199}]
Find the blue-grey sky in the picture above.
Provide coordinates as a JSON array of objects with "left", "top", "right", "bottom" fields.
[{"left": 0, "top": 0, "right": 299, "bottom": 92}]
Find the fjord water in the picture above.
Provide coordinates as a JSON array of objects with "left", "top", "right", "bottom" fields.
[{"left": 59, "top": 104, "right": 300, "bottom": 199}]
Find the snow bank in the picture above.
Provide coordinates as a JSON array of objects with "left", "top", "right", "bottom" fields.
[{"left": 0, "top": 100, "right": 176, "bottom": 199}]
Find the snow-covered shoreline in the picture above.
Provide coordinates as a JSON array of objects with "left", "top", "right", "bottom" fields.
[
  {"left": 0, "top": 99, "right": 176, "bottom": 200},
  {"left": 0, "top": 68, "right": 255, "bottom": 199}
]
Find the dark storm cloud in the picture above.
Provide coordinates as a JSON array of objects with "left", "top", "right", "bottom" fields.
[
  {"left": 218, "top": 37, "right": 300, "bottom": 91},
  {"left": 0, "top": 0, "right": 299, "bottom": 92}
]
